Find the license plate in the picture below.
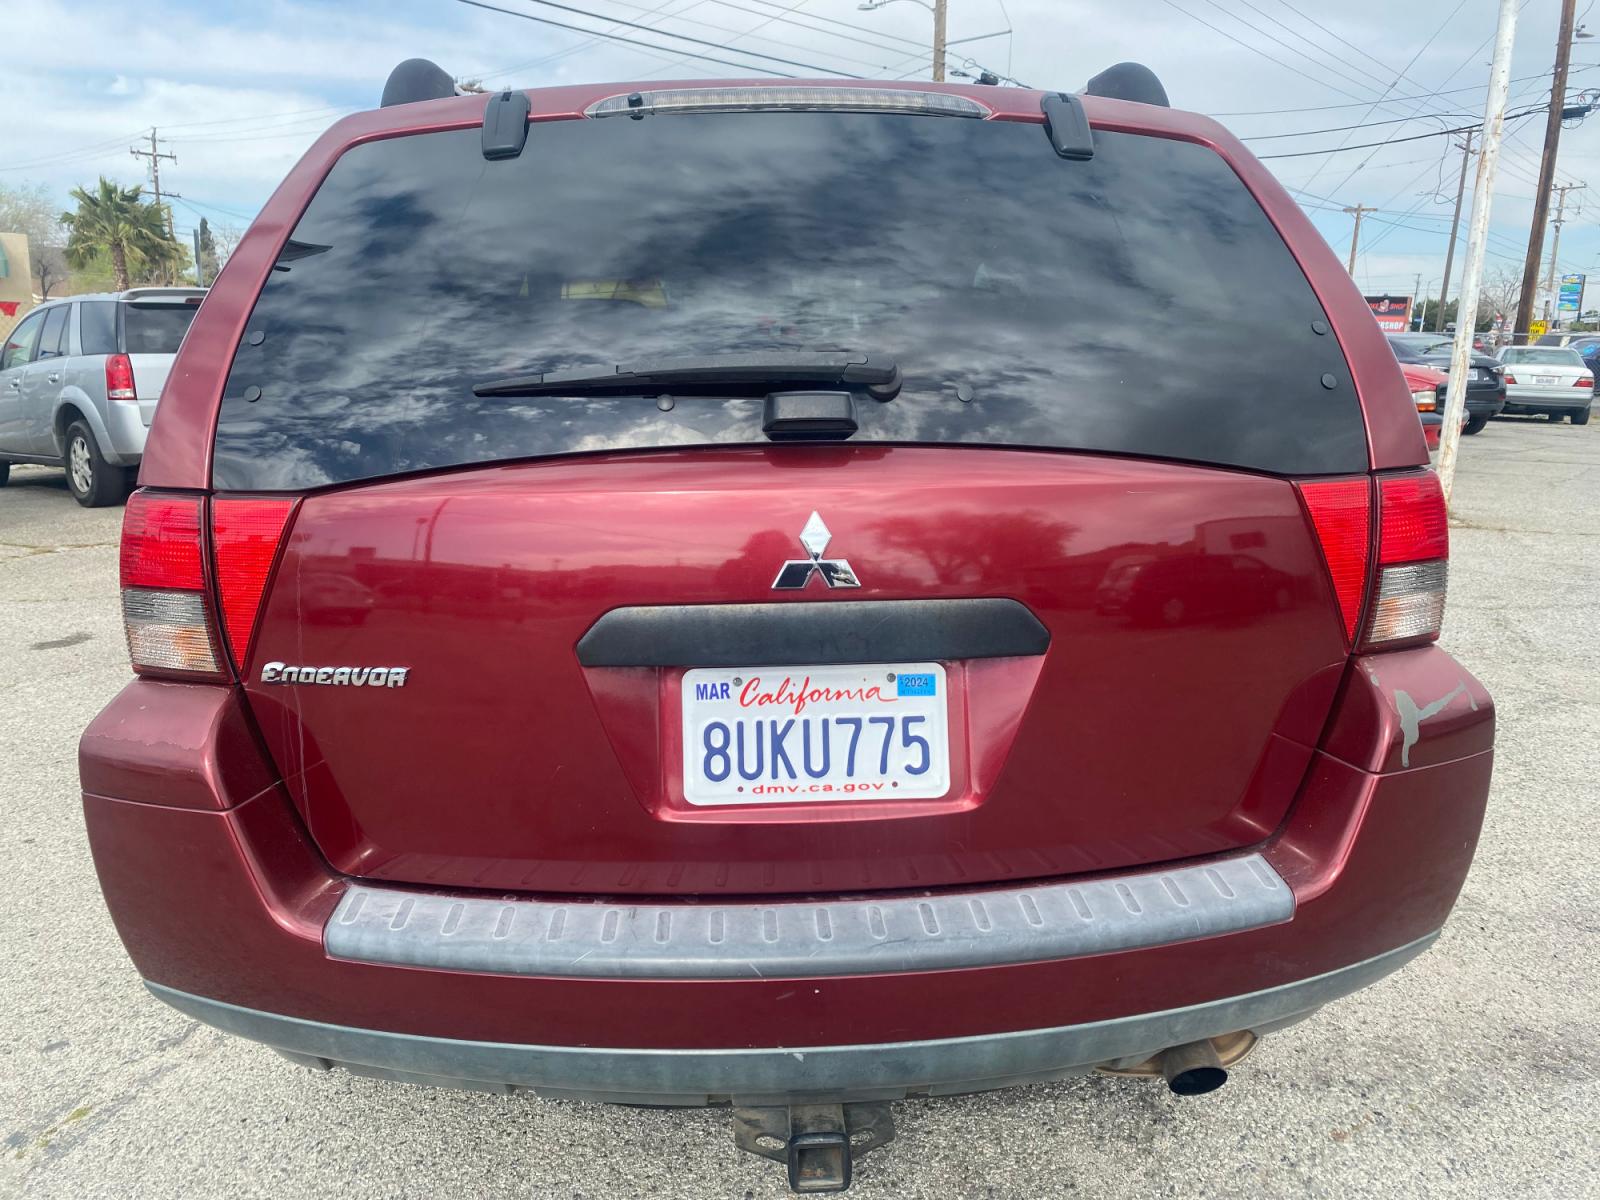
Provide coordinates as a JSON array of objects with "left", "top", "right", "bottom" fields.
[
  {"left": 681, "top": 663, "right": 950, "bottom": 805},
  {"left": 1534, "top": 375, "right": 1558, "bottom": 385}
]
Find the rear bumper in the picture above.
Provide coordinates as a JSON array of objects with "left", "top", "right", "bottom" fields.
[
  {"left": 149, "top": 935, "right": 1434, "bottom": 1104},
  {"left": 1465, "top": 387, "right": 1505, "bottom": 418},
  {"left": 327, "top": 853, "right": 1292, "bottom": 980},
  {"left": 100, "top": 400, "right": 149, "bottom": 464},
  {"left": 81, "top": 647, "right": 1494, "bottom": 1098},
  {"left": 1503, "top": 387, "right": 1591, "bottom": 413}
]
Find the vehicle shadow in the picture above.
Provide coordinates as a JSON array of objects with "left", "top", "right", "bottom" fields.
[{"left": 3, "top": 464, "right": 70, "bottom": 492}]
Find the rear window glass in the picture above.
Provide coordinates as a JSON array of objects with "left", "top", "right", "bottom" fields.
[
  {"left": 214, "top": 112, "right": 1364, "bottom": 490},
  {"left": 1388, "top": 335, "right": 1454, "bottom": 356},
  {"left": 124, "top": 304, "right": 197, "bottom": 354},
  {"left": 1503, "top": 348, "right": 1583, "bottom": 366}
]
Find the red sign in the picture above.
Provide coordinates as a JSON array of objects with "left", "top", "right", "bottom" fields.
[{"left": 1364, "top": 295, "right": 1413, "bottom": 333}]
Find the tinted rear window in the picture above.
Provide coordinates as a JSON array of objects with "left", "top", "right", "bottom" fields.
[
  {"left": 124, "top": 304, "right": 197, "bottom": 354},
  {"left": 1389, "top": 335, "right": 1453, "bottom": 356},
  {"left": 1504, "top": 348, "right": 1583, "bottom": 366},
  {"left": 214, "top": 111, "right": 1364, "bottom": 490}
]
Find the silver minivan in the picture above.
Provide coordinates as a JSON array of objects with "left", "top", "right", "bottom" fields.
[{"left": 0, "top": 288, "right": 205, "bottom": 505}]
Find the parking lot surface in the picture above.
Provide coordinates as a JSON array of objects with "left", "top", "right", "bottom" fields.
[{"left": 3, "top": 421, "right": 1598, "bottom": 1200}]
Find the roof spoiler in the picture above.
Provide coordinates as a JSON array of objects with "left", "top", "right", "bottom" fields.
[{"left": 122, "top": 287, "right": 208, "bottom": 303}]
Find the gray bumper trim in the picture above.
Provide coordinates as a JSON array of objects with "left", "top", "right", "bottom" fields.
[
  {"left": 325, "top": 853, "right": 1292, "bottom": 980},
  {"left": 146, "top": 934, "right": 1436, "bottom": 1105}
]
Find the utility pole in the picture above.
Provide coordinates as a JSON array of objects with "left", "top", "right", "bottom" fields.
[
  {"left": 1543, "top": 182, "right": 1585, "bottom": 326},
  {"left": 1436, "top": 131, "right": 1475, "bottom": 332},
  {"left": 129, "top": 128, "right": 179, "bottom": 236},
  {"left": 1440, "top": 0, "right": 1518, "bottom": 504},
  {"left": 1413, "top": 272, "right": 1423, "bottom": 328},
  {"left": 1513, "top": 0, "right": 1578, "bottom": 343},
  {"left": 862, "top": 0, "right": 948, "bottom": 80},
  {"left": 1343, "top": 204, "right": 1377, "bottom": 274}
]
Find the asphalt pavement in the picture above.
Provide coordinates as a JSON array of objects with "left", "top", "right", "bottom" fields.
[{"left": 2, "top": 419, "right": 1597, "bottom": 1199}]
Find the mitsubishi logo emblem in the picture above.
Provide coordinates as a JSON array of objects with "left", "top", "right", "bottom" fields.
[{"left": 772, "top": 512, "right": 861, "bottom": 590}]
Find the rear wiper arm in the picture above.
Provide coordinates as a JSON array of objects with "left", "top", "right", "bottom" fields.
[{"left": 472, "top": 351, "right": 902, "bottom": 401}]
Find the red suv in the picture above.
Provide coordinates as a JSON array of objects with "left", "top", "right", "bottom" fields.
[{"left": 83, "top": 64, "right": 1493, "bottom": 1192}]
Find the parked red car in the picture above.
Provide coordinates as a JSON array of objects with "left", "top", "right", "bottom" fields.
[
  {"left": 82, "top": 63, "right": 1492, "bottom": 1192},
  {"left": 1402, "top": 362, "right": 1450, "bottom": 450}
]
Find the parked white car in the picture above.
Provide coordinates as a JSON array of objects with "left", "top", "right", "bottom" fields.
[
  {"left": 1494, "top": 345, "right": 1593, "bottom": 426},
  {"left": 0, "top": 287, "right": 205, "bottom": 505}
]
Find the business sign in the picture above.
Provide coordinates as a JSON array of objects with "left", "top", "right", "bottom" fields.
[
  {"left": 1558, "top": 273, "right": 1585, "bottom": 315},
  {"left": 1363, "top": 294, "right": 1413, "bottom": 332},
  {"left": 0, "top": 232, "right": 34, "bottom": 329}
]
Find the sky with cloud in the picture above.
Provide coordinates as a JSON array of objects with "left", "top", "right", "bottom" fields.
[{"left": 5, "top": 0, "right": 1598, "bottom": 313}]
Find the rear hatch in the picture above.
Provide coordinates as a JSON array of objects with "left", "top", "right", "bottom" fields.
[
  {"left": 122, "top": 291, "right": 203, "bottom": 424},
  {"left": 213, "top": 95, "right": 1371, "bottom": 897}
]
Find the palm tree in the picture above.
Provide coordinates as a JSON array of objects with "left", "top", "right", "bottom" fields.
[{"left": 60, "top": 178, "right": 172, "bottom": 291}]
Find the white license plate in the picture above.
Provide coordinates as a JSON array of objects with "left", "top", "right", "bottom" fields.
[
  {"left": 1534, "top": 375, "right": 1558, "bottom": 385},
  {"left": 681, "top": 663, "right": 950, "bottom": 806}
]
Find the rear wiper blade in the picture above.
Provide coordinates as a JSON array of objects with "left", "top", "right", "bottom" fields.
[{"left": 472, "top": 351, "right": 902, "bottom": 401}]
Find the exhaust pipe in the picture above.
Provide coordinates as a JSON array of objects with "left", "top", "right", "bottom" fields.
[{"left": 1158, "top": 1039, "right": 1228, "bottom": 1095}]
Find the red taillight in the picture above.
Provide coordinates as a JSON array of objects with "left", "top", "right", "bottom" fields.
[
  {"left": 106, "top": 353, "right": 137, "bottom": 402},
  {"left": 1296, "top": 478, "right": 1371, "bottom": 645},
  {"left": 1299, "top": 472, "right": 1451, "bottom": 653},
  {"left": 1576, "top": 376, "right": 1593, "bottom": 388},
  {"left": 120, "top": 492, "right": 222, "bottom": 677},
  {"left": 1377, "top": 472, "right": 1448, "bottom": 564},
  {"left": 122, "top": 492, "right": 205, "bottom": 589},
  {"left": 1363, "top": 471, "right": 1448, "bottom": 651},
  {"left": 1503, "top": 373, "right": 1518, "bottom": 385},
  {"left": 212, "top": 498, "right": 296, "bottom": 666}
]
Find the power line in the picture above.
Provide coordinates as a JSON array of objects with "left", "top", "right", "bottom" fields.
[
  {"left": 641, "top": 0, "right": 898, "bottom": 81},
  {"left": 488, "top": 0, "right": 867, "bottom": 76},
  {"left": 716, "top": 0, "right": 929, "bottom": 51},
  {"left": 1265, "top": 0, "right": 1421, "bottom": 86},
  {"left": 1212, "top": 64, "right": 1596, "bottom": 115},
  {"left": 1159, "top": 0, "right": 1386, "bottom": 106},
  {"left": 1241, "top": 110, "right": 1481, "bottom": 141},
  {"left": 466, "top": 0, "right": 690, "bottom": 81},
  {"left": 1256, "top": 111, "right": 1541, "bottom": 159},
  {"left": 575, "top": 1, "right": 893, "bottom": 70},
  {"left": 0, "top": 130, "right": 151, "bottom": 174},
  {"left": 1289, "top": 0, "right": 1469, "bottom": 199},
  {"left": 0, "top": 106, "right": 356, "bottom": 175},
  {"left": 454, "top": 0, "right": 803, "bottom": 76},
  {"left": 1198, "top": 0, "right": 1418, "bottom": 100},
  {"left": 709, "top": 0, "right": 932, "bottom": 56}
]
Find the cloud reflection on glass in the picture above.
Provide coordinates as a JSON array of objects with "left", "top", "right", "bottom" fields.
[{"left": 214, "top": 112, "right": 1364, "bottom": 490}]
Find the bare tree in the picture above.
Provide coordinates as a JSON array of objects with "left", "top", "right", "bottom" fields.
[
  {"left": 0, "top": 181, "right": 68, "bottom": 299},
  {"left": 213, "top": 221, "right": 245, "bottom": 265},
  {"left": 33, "top": 244, "right": 68, "bottom": 300},
  {"left": 1478, "top": 265, "right": 1524, "bottom": 331}
]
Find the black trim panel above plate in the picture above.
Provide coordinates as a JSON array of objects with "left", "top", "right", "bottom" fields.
[{"left": 576, "top": 598, "right": 1049, "bottom": 668}]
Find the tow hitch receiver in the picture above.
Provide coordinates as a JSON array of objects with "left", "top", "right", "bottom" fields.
[{"left": 732, "top": 1102, "right": 896, "bottom": 1193}]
